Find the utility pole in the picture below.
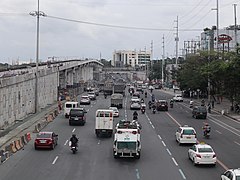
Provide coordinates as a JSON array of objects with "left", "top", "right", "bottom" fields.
[
  {"left": 233, "top": 4, "right": 238, "bottom": 50},
  {"left": 150, "top": 40, "right": 153, "bottom": 76},
  {"left": 162, "top": 34, "right": 165, "bottom": 86},
  {"left": 174, "top": 16, "right": 179, "bottom": 65},
  {"left": 145, "top": 46, "right": 147, "bottom": 80}
]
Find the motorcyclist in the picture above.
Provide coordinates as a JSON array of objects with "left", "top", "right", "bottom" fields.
[
  {"left": 152, "top": 103, "right": 156, "bottom": 113},
  {"left": 70, "top": 134, "right": 79, "bottom": 147},
  {"left": 201, "top": 99, "right": 205, "bottom": 106},
  {"left": 207, "top": 103, "right": 211, "bottom": 113},
  {"left": 202, "top": 122, "right": 211, "bottom": 136},
  {"left": 148, "top": 100, "right": 152, "bottom": 109},
  {"left": 141, "top": 98, "right": 144, "bottom": 104},
  {"left": 133, "top": 111, "right": 138, "bottom": 120},
  {"left": 190, "top": 99, "right": 194, "bottom": 107},
  {"left": 170, "top": 99, "right": 174, "bottom": 108}
]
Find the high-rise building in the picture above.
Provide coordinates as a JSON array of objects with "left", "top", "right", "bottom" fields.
[{"left": 112, "top": 50, "right": 151, "bottom": 67}]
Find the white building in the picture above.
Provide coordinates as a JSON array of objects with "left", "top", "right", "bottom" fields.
[
  {"left": 201, "top": 25, "right": 240, "bottom": 52},
  {"left": 112, "top": 50, "right": 151, "bottom": 68}
]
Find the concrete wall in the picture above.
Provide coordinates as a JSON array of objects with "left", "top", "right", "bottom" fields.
[{"left": 0, "top": 68, "right": 58, "bottom": 129}]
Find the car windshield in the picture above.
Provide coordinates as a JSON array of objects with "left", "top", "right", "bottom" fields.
[
  {"left": 183, "top": 129, "right": 195, "bottom": 135},
  {"left": 37, "top": 133, "right": 51, "bottom": 138},
  {"left": 198, "top": 147, "right": 213, "bottom": 153},
  {"left": 88, "top": 92, "right": 94, "bottom": 95},
  {"left": 117, "top": 142, "right": 136, "bottom": 150},
  {"left": 110, "top": 107, "right": 117, "bottom": 111},
  {"left": 70, "top": 110, "right": 84, "bottom": 116},
  {"left": 236, "top": 176, "right": 240, "bottom": 180},
  {"left": 82, "top": 96, "right": 88, "bottom": 99},
  {"left": 66, "top": 104, "right": 72, "bottom": 108}
]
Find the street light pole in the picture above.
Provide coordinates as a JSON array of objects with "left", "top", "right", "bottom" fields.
[{"left": 30, "top": 0, "right": 46, "bottom": 113}]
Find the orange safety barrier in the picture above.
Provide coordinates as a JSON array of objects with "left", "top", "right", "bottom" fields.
[
  {"left": 14, "top": 140, "right": 21, "bottom": 151},
  {"left": 26, "top": 132, "right": 31, "bottom": 142},
  {"left": 10, "top": 142, "right": 17, "bottom": 153},
  {"left": 18, "top": 139, "right": 24, "bottom": 149}
]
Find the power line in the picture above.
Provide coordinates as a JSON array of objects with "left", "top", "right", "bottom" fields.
[
  {"left": 179, "top": 0, "right": 203, "bottom": 20},
  {"left": 45, "top": 15, "right": 202, "bottom": 32}
]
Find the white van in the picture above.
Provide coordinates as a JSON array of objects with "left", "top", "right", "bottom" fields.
[
  {"left": 95, "top": 109, "right": 114, "bottom": 137},
  {"left": 64, "top": 101, "right": 79, "bottom": 118}
]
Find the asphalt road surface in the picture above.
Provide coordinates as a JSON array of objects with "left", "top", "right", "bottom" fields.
[{"left": 0, "top": 89, "right": 239, "bottom": 180}]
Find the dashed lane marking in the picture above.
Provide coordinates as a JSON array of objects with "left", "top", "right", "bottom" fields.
[
  {"left": 135, "top": 169, "right": 140, "bottom": 179},
  {"left": 151, "top": 124, "right": 155, "bottom": 129},
  {"left": 64, "top": 140, "right": 68, "bottom": 146},
  {"left": 72, "top": 128, "right": 76, "bottom": 133},
  {"left": 172, "top": 157, "right": 178, "bottom": 166},
  {"left": 52, "top": 156, "right": 59, "bottom": 165},
  {"left": 166, "top": 148, "right": 172, "bottom": 156},
  {"left": 216, "top": 130, "right": 222, "bottom": 134},
  {"left": 234, "top": 141, "right": 240, "bottom": 146},
  {"left": 179, "top": 169, "right": 186, "bottom": 179},
  {"left": 158, "top": 135, "right": 162, "bottom": 140},
  {"left": 161, "top": 141, "right": 166, "bottom": 147}
]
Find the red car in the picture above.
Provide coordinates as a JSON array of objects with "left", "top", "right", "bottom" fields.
[{"left": 34, "top": 131, "right": 58, "bottom": 150}]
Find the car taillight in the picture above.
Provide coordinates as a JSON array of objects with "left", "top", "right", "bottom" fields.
[
  {"left": 213, "top": 154, "right": 216, "bottom": 158},
  {"left": 47, "top": 139, "right": 52, "bottom": 144},
  {"left": 196, "top": 154, "right": 201, "bottom": 158},
  {"left": 132, "top": 131, "right": 137, "bottom": 134},
  {"left": 117, "top": 131, "right": 122, "bottom": 134}
]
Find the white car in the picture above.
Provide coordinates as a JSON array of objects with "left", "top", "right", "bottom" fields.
[
  {"left": 173, "top": 94, "right": 183, "bottom": 102},
  {"left": 188, "top": 143, "right": 216, "bottom": 166},
  {"left": 221, "top": 168, "right": 240, "bottom": 180},
  {"left": 109, "top": 107, "right": 119, "bottom": 117},
  {"left": 88, "top": 91, "right": 96, "bottom": 100},
  {"left": 130, "top": 99, "right": 141, "bottom": 110},
  {"left": 175, "top": 125, "right": 197, "bottom": 145},
  {"left": 148, "top": 85, "right": 154, "bottom": 90},
  {"left": 80, "top": 95, "right": 91, "bottom": 105}
]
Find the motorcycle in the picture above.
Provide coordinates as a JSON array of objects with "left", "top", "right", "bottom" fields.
[
  {"left": 170, "top": 102, "right": 173, "bottom": 108},
  {"left": 204, "top": 130, "right": 210, "bottom": 139},
  {"left": 69, "top": 141, "right": 78, "bottom": 154},
  {"left": 104, "top": 94, "right": 107, "bottom": 99},
  {"left": 152, "top": 108, "right": 156, "bottom": 114},
  {"left": 133, "top": 114, "right": 138, "bottom": 120},
  {"left": 141, "top": 108, "right": 145, "bottom": 114}
]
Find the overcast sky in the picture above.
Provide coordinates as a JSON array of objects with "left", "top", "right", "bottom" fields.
[{"left": 0, "top": 0, "right": 239, "bottom": 64}]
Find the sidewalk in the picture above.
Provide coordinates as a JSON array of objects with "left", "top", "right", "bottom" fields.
[{"left": 161, "top": 88, "right": 240, "bottom": 122}]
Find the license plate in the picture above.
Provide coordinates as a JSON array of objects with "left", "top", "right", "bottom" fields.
[
  {"left": 102, "top": 130, "right": 106, "bottom": 132},
  {"left": 186, "top": 137, "right": 191, "bottom": 139},
  {"left": 40, "top": 140, "right": 46, "bottom": 143},
  {"left": 204, "top": 156, "right": 210, "bottom": 158},
  {"left": 74, "top": 117, "right": 78, "bottom": 120},
  {"left": 200, "top": 113, "right": 203, "bottom": 114}
]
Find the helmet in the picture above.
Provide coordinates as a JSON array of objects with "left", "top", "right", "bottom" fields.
[
  {"left": 72, "top": 134, "right": 76, "bottom": 137},
  {"left": 204, "top": 122, "right": 209, "bottom": 126}
]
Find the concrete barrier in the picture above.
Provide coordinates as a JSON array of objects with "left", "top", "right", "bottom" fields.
[{"left": 18, "top": 138, "right": 24, "bottom": 149}]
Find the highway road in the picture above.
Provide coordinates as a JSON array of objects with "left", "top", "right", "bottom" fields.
[{"left": 0, "top": 88, "right": 239, "bottom": 180}]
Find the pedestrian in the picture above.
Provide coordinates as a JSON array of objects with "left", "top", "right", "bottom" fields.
[{"left": 211, "top": 100, "right": 214, "bottom": 109}]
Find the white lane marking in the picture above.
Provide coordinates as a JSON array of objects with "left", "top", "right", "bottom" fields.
[
  {"left": 179, "top": 169, "right": 186, "bottom": 179},
  {"left": 161, "top": 141, "right": 166, "bottom": 147},
  {"left": 151, "top": 124, "right": 155, "bottom": 129},
  {"left": 172, "top": 157, "right": 178, "bottom": 166},
  {"left": 216, "top": 130, "right": 222, "bottom": 134},
  {"left": 210, "top": 116, "right": 240, "bottom": 133},
  {"left": 52, "top": 156, "right": 59, "bottom": 165},
  {"left": 98, "top": 140, "right": 101, "bottom": 145},
  {"left": 135, "top": 169, "right": 140, "bottom": 179},
  {"left": 64, "top": 140, "right": 68, "bottom": 146},
  {"left": 149, "top": 121, "right": 152, "bottom": 125},
  {"left": 158, "top": 135, "right": 162, "bottom": 140},
  {"left": 209, "top": 118, "right": 240, "bottom": 137},
  {"left": 166, "top": 112, "right": 181, "bottom": 127},
  {"left": 72, "top": 128, "right": 76, "bottom": 133},
  {"left": 166, "top": 148, "right": 172, "bottom": 156},
  {"left": 234, "top": 141, "right": 240, "bottom": 146}
]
